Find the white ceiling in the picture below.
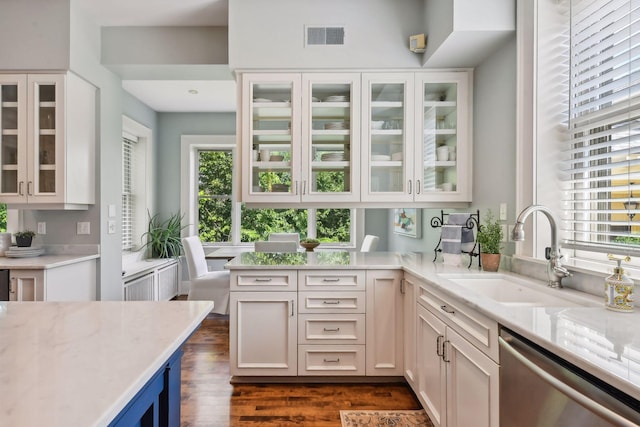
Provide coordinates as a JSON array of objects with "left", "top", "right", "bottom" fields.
[{"left": 75, "top": 0, "right": 235, "bottom": 113}]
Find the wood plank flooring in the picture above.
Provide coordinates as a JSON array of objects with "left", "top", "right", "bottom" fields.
[{"left": 180, "top": 311, "right": 422, "bottom": 426}]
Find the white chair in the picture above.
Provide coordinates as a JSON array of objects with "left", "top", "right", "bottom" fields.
[
  {"left": 269, "top": 232, "right": 300, "bottom": 246},
  {"left": 360, "top": 235, "right": 380, "bottom": 252},
  {"left": 254, "top": 241, "right": 298, "bottom": 252},
  {"left": 182, "top": 236, "right": 230, "bottom": 315}
]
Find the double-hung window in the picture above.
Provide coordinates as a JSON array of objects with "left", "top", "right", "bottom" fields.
[
  {"left": 564, "top": 0, "right": 640, "bottom": 257},
  {"left": 122, "top": 134, "right": 137, "bottom": 251}
]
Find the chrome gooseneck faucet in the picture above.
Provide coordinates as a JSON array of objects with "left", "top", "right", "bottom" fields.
[{"left": 512, "top": 205, "right": 572, "bottom": 288}]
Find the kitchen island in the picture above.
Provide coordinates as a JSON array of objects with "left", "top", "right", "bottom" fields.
[
  {"left": 226, "top": 251, "right": 640, "bottom": 416},
  {"left": 0, "top": 300, "right": 213, "bottom": 426}
]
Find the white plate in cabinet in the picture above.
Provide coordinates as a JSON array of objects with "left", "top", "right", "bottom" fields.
[
  {"left": 298, "top": 270, "right": 365, "bottom": 291},
  {"left": 418, "top": 283, "right": 498, "bottom": 362},
  {"left": 298, "top": 291, "right": 365, "bottom": 313},
  {"left": 230, "top": 270, "right": 297, "bottom": 292},
  {"left": 298, "top": 345, "right": 365, "bottom": 376},
  {"left": 298, "top": 314, "right": 366, "bottom": 345}
]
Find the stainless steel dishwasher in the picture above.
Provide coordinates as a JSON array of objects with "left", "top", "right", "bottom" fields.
[{"left": 499, "top": 328, "right": 640, "bottom": 426}]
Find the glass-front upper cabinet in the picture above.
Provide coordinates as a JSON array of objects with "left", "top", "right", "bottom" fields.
[
  {"left": 361, "top": 73, "right": 414, "bottom": 202},
  {"left": 242, "top": 73, "right": 301, "bottom": 203},
  {"left": 414, "top": 72, "right": 471, "bottom": 202},
  {"left": 32, "top": 77, "right": 62, "bottom": 198},
  {"left": 0, "top": 75, "right": 26, "bottom": 198},
  {"left": 301, "top": 74, "right": 360, "bottom": 202}
]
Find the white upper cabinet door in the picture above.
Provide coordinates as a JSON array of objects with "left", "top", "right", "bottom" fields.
[
  {"left": 241, "top": 73, "right": 302, "bottom": 203},
  {"left": 0, "top": 75, "right": 27, "bottom": 203},
  {"left": 301, "top": 73, "right": 361, "bottom": 203},
  {"left": 414, "top": 71, "right": 472, "bottom": 203},
  {"left": 361, "top": 73, "right": 415, "bottom": 203}
]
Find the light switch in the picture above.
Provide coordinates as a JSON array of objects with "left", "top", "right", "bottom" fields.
[
  {"left": 37, "top": 222, "right": 46, "bottom": 235},
  {"left": 499, "top": 203, "right": 507, "bottom": 221},
  {"left": 108, "top": 204, "right": 116, "bottom": 218},
  {"left": 77, "top": 222, "right": 90, "bottom": 235},
  {"left": 107, "top": 220, "right": 116, "bottom": 234}
]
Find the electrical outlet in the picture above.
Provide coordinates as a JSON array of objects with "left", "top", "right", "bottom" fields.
[
  {"left": 77, "top": 222, "right": 90, "bottom": 235},
  {"left": 107, "top": 220, "right": 116, "bottom": 234},
  {"left": 37, "top": 222, "right": 46, "bottom": 235},
  {"left": 499, "top": 203, "right": 507, "bottom": 221}
]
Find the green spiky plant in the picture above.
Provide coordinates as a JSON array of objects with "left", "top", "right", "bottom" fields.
[{"left": 141, "top": 212, "right": 188, "bottom": 258}]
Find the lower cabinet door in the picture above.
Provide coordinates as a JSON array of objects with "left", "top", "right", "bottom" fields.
[
  {"left": 298, "top": 345, "right": 365, "bottom": 375},
  {"left": 445, "top": 328, "right": 499, "bottom": 427},
  {"left": 417, "top": 304, "right": 447, "bottom": 427},
  {"left": 230, "top": 292, "right": 297, "bottom": 376},
  {"left": 10, "top": 270, "right": 44, "bottom": 301}
]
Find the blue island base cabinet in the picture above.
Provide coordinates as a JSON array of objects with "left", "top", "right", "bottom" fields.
[{"left": 108, "top": 348, "right": 183, "bottom": 427}]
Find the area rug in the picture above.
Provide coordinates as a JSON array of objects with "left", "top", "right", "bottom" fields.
[{"left": 340, "top": 410, "right": 434, "bottom": 427}]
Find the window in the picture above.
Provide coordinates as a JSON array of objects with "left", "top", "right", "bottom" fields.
[
  {"left": 122, "top": 116, "right": 152, "bottom": 252},
  {"left": 564, "top": 0, "right": 640, "bottom": 256},
  {"left": 182, "top": 136, "right": 356, "bottom": 247}
]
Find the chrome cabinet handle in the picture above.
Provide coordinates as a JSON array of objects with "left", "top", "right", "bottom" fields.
[
  {"left": 322, "top": 278, "right": 340, "bottom": 282},
  {"left": 440, "top": 305, "right": 455, "bottom": 314},
  {"left": 443, "top": 340, "right": 451, "bottom": 363},
  {"left": 18, "top": 181, "right": 23, "bottom": 196},
  {"left": 323, "top": 358, "right": 340, "bottom": 363},
  {"left": 9, "top": 277, "right": 15, "bottom": 294},
  {"left": 27, "top": 181, "right": 33, "bottom": 196},
  {"left": 322, "top": 300, "right": 340, "bottom": 305},
  {"left": 436, "top": 335, "right": 444, "bottom": 357},
  {"left": 323, "top": 327, "right": 340, "bottom": 332},
  {"left": 400, "top": 279, "right": 405, "bottom": 294},
  {"left": 416, "top": 180, "right": 421, "bottom": 194},
  {"left": 408, "top": 180, "right": 412, "bottom": 194},
  {"left": 291, "top": 299, "right": 294, "bottom": 317},
  {"left": 254, "top": 278, "right": 272, "bottom": 282}
]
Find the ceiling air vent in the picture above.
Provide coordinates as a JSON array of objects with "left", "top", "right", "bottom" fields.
[{"left": 305, "top": 26, "right": 345, "bottom": 46}]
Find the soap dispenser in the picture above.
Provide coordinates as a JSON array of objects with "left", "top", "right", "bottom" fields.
[{"left": 605, "top": 254, "right": 634, "bottom": 312}]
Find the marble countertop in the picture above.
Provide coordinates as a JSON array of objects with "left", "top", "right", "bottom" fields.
[
  {"left": 0, "top": 253, "right": 99, "bottom": 269},
  {"left": 0, "top": 300, "right": 213, "bottom": 426},
  {"left": 227, "top": 251, "right": 640, "bottom": 401}
]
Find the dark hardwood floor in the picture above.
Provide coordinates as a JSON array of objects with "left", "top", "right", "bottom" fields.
[{"left": 180, "top": 311, "right": 422, "bottom": 426}]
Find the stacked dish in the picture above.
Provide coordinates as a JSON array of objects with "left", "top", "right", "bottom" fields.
[
  {"left": 5, "top": 247, "right": 45, "bottom": 258},
  {"left": 324, "top": 95, "right": 348, "bottom": 102},
  {"left": 253, "top": 97, "right": 271, "bottom": 102},
  {"left": 324, "top": 121, "right": 349, "bottom": 130},
  {"left": 371, "top": 154, "right": 391, "bottom": 161},
  {"left": 320, "top": 152, "right": 345, "bottom": 161}
]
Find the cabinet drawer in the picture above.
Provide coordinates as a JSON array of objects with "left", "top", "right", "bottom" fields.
[
  {"left": 418, "top": 283, "right": 499, "bottom": 362},
  {"left": 298, "top": 270, "right": 365, "bottom": 291},
  {"left": 298, "top": 291, "right": 365, "bottom": 313},
  {"left": 230, "top": 270, "right": 297, "bottom": 291},
  {"left": 298, "top": 314, "right": 365, "bottom": 345},
  {"left": 298, "top": 345, "right": 365, "bottom": 376}
]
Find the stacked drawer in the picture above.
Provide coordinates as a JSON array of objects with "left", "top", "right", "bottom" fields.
[{"left": 297, "top": 270, "right": 366, "bottom": 375}]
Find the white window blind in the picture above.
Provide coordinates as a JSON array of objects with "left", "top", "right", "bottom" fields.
[
  {"left": 564, "top": 0, "right": 640, "bottom": 254},
  {"left": 122, "top": 135, "right": 137, "bottom": 251}
]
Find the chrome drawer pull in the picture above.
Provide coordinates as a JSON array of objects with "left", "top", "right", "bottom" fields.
[
  {"left": 254, "top": 278, "right": 272, "bottom": 282},
  {"left": 322, "top": 278, "right": 340, "bottom": 282},
  {"left": 322, "top": 300, "right": 341, "bottom": 305},
  {"left": 323, "top": 327, "right": 340, "bottom": 332},
  {"left": 436, "top": 335, "right": 444, "bottom": 357},
  {"left": 440, "top": 305, "right": 455, "bottom": 314},
  {"left": 323, "top": 358, "right": 340, "bottom": 363}
]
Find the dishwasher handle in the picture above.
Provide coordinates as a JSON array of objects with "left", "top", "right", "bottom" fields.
[{"left": 499, "top": 336, "right": 638, "bottom": 427}]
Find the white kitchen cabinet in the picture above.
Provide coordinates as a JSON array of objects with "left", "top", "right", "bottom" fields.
[
  {"left": 0, "top": 73, "right": 95, "bottom": 209},
  {"left": 365, "top": 269, "right": 403, "bottom": 376},
  {"left": 297, "top": 270, "right": 366, "bottom": 375},
  {"left": 230, "top": 270, "right": 298, "bottom": 376},
  {"left": 240, "top": 72, "right": 361, "bottom": 203},
  {"left": 416, "top": 281, "right": 499, "bottom": 427},
  {"left": 361, "top": 71, "right": 472, "bottom": 203},
  {"left": 230, "top": 291, "right": 297, "bottom": 376},
  {"left": 402, "top": 273, "right": 418, "bottom": 389},
  {"left": 9, "top": 269, "right": 44, "bottom": 301}
]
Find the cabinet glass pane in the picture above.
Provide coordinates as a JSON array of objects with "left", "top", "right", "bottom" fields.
[
  {"left": 309, "top": 82, "right": 351, "bottom": 194},
  {"left": 369, "top": 83, "right": 405, "bottom": 193},
  {"left": 422, "top": 82, "right": 458, "bottom": 193},
  {"left": 1, "top": 84, "right": 19, "bottom": 195},
  {"left": 250, "top": 82, "right": 293, "bottom": 194},
  {"left": 36, "top": 84, "right": 56, "bottom": 195}
]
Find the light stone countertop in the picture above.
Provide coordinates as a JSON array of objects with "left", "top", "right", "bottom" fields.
[
  {"left": 0, "top": 300, "right": 213, "bottom": 426},
  {"left": 227, "top": 251, "right": 640, "bottom": 402},
  {"left": 0, "top": 253, "right": 99, "bottom": 269}
]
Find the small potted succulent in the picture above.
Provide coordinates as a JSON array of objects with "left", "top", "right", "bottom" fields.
[
  {"left": 14, "top": 230, "right": 36, "bottom": 247},
  {"left": 300, "top": 238, "right": 320, "bottom": 252}
]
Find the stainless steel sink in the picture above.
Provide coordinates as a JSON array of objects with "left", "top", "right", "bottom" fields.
[{"left": 439, "top": 273, "right": 600, "bottom": 307}]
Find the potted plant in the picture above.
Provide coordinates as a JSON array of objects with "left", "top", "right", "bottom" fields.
[
  {"left": 14, "top": 230, "right": 36, "bottom": 247},
  {"left": 477, "top": 210, "right": 503, "bottom": 272},
  {"left": 141, "top": 212, "right": 188, "bottom": 258},
  {"left": 299, "top": 238, "right": 320, "bottom": 252}
]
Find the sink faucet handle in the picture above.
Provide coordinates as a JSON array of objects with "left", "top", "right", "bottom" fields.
[
  {"left": 545, "top": 247, "right": 551, "bottom": 260},
  {"left": 554, "top": 264, "right": 572, "bottom": 278}
]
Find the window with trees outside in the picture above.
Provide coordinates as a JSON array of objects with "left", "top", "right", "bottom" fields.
[
  {"left": 197, "top": 149, "right": 354, "bottom": 245},
  {"left": 564, "top": 0, "right": 640, "bottom": 257}
]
